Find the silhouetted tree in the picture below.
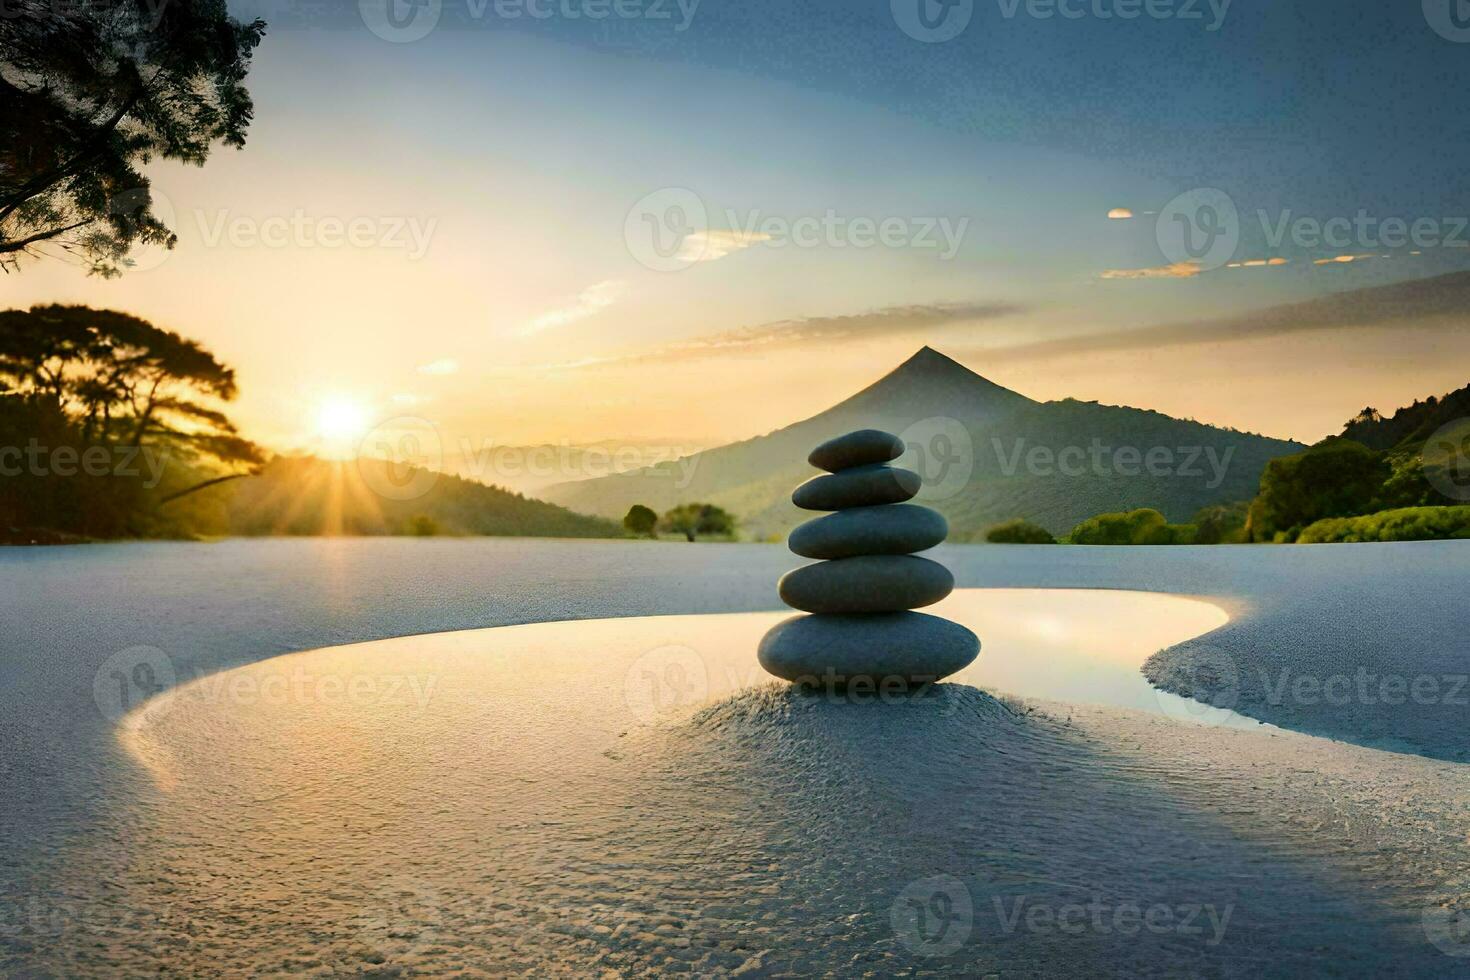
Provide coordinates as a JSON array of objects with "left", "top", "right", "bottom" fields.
[
  {"left": 0, "top": 305, "right": 261, "bottom": 536},
  {"left": 659, "top": 503, "right": 735, "bottom": 542},
  {"left": 622, "top": 503, "right": 657, "bottom": 538},
  {"left": 0, "top": 0, "right": 265, "bottom": 275}
]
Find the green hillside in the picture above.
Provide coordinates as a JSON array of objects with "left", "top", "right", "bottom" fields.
[
  {"left": 543, "top": 348, "right": 1302, "bottom": 539},
  {"left": 223, "top": 456, "right": 620, "bottom": 538}
]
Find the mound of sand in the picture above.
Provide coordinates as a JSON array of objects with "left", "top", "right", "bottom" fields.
[{"left": 12, "top": 599, "right": 1470, "bottom": 976}]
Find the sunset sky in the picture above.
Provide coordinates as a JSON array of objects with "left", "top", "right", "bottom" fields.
[{"left": 5, "top": 0, "right": 1469, "bottom": 461}]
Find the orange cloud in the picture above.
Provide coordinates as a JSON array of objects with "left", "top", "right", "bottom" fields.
[
  {"left": 1107, "top": 208, "right": 1134, "bottom": 219},
  {"left": 1099, "top": 261, "right": 1202, "bottom": 280},
  {"left": 1225, "top": 257, "right": 1289, "bottom": 269}
]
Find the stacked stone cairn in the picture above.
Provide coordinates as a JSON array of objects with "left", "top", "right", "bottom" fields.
[{"left": 758, "top": 428, "right": 980, "bottom": 690}]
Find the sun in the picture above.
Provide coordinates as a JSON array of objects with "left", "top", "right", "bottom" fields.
[{"left": 312, "top": 395, "right": 372, "bottom": 458}]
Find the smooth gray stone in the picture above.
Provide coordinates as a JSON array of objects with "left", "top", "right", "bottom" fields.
[
  {"left": 779, "top": 555, "right": 953, "bottom": 613},
  {"left": 758, "top": 611, "right": 979, "bottom": 687},
  {"left": 789, "top": 504, "right": 947, "bottom": 559},
  {"left": 808, "top": 429, "right": 905, "bottom": 473},
  {"left": 792, "top": 464, "right": 921, "bottom": 511}
]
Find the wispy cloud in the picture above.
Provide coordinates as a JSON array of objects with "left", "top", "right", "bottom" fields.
[
  {"left": 678, "top": 229, "right": 771, "bottom": 263},
  {"left": 417, "top": 358, "right": 459, "bottom": 376},
  {"left": 522, "top": 279, "right": 627, "bottom": 335},
  {"left": 969, "top": 270, "right": 1470, "bottom": 363},
  {"left": 535, "top": 301, "right": 1024, "bottom": 371},
  {"left": 1099, "top": 261, "right": 1203, "bottom": 280}
]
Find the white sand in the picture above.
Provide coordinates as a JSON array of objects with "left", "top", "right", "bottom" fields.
[{"left": 18, "top": 590, "right": 1470, "bottom": 976}]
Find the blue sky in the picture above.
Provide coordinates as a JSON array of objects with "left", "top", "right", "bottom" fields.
[{"left": 8, "top": 0, "right": 1470, "bottom": 449}]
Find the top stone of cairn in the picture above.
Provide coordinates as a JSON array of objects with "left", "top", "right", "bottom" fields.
[{"left": 807, "top": 429, "right": 905, "bottom": 473}]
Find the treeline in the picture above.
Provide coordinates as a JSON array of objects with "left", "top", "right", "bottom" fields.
[
  {"left": 0, "top": 305, "right": 623, "bottom": 543},
  {"left": 1, "top": 306, "right": 262, "bottom": 542},
  {"left": 225, "top": 457, "right": 620, "bottom": 539},
  {"left": 621, "top": 502, "right": 737, "bottom": 541},
  {"left": 984, "top": 382, "right": 1470, "bottom": 545}
]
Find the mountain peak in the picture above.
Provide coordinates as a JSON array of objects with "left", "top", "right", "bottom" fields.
[
  {"left": 886, "top": 345, "right": 1018, "bottom": 392},
  {"left": 901, "top": 345, "right": 960, "bottom": 368}
]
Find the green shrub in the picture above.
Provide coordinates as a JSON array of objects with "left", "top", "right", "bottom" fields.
[
  {"left": 402, "top": 514, "right": 443, "bottom": 537},
  {"left": 1191, "top": 501, "right": 1250, "bottom": 544},
  {"left": 984, "top": 518, "right": 1057, "bottom": 544},
  {"left": 1245, "top": 438, "right": 1389, "bottom": 542},
  {"left": 1296, "top": 506, "right": 1470, "bottom": 543},
  {"left": 1069, "top": 508, "right": 1197, "bottom": 545},
  {"left": 622, "top": 504, "right": 658, "bottom": 538}
]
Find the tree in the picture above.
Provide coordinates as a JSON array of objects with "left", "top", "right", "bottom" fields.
[
  {"left": 0, "top": 305, "right": 262, "bottom": 534},
  {"left": 1191, "top": 501, "right": 1250, "bottom": 544},
  {"left": 0, "top": 0, "right": 266, "bottom": 276},
  {"left": 0, "top": 305, "right": 257, "bottom": 460},
  {"left": 1069, "top": 508, "right": 1195, "bottom": 545},
  {"left": 1245, "top": 438, "right": 1389, "bottom": 542},
  {"left": 622, "top": 503, "right": 657, "bottom": 538},
  {"left": 983, "top": 518, "right": 1055, "bottom": 544},
  {"left": 659, "top": 503, "right": 735, "bottom": 542}
]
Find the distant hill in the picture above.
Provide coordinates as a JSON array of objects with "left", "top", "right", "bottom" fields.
[
  {"left": 542, "top": 348, "right": 1303, "bottom": 539},
  {"left": 1339, "top": 381, "right": 1470, "bottom": 453},
  {"left": 225, "top": 456, "right": 620, "bottom": 538}
]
